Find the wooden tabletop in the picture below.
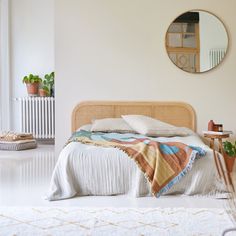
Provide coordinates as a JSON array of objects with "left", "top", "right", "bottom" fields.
[{"left": 203, "top": 133, "right": 230, "bottom": 139}]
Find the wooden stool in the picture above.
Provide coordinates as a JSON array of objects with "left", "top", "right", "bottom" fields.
[{"left": 204, "top": 132, "right": 234, "bottom": 190}]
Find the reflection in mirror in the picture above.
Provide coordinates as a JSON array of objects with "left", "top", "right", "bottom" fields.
[{"left": 165, "top": 10, "right": 228, "bottom": 73}]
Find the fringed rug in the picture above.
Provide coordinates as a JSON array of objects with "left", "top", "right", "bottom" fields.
[{"left": 0, "top": 207, "right": 234, "bottom": 236}]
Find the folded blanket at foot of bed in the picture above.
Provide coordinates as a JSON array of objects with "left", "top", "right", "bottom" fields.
[
  {"left": 67, "top": 131, "right": 206, "bottom": 197},
  {"left": 0, "top": 131, "right": 34, "bottom": 141}
]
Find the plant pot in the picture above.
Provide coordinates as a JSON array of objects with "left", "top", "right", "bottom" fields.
[
  {"left": 26, "top": 82, "right": 39, "bottom": 96},
  {"left": 224, "top": 153, "right": 236, "bottom": 173},
  {"left": 39, "top": 88, "right": 49, "bottom": 97}
]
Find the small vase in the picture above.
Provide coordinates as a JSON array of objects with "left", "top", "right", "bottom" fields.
[{"left": 208, "top": 120, "right": 214, "bottom": 131}]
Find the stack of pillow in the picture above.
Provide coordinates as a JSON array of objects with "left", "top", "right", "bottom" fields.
[
  {"left": 0, "top": 131, "right": 37, "bottom": 151},
  {"left": 79, "top": 115, "right": 193, "bottom": 137}
]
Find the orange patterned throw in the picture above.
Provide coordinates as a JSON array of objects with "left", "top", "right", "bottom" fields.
[{"left": 67, "top": 131, "right": 206, "bottom": 196}]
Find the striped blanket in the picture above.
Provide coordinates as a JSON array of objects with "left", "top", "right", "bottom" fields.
[{"left": 67, "top": 131, "right": 206, "bottom": 197}]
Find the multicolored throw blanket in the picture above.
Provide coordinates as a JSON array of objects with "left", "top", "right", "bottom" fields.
[{"left": 67, "top": 131, "right": 206, "bottom": 197}]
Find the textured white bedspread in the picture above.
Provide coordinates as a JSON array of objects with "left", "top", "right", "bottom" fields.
[{"left": 47, "top": 134, "right": 224, "bottom": 201}]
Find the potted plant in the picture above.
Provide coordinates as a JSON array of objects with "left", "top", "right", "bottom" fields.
[
  {"left": 223, "top": 140, "right": 236, "bottom": 173},
  {"left": 39, "top": 72, "right": 54, "bottom": 97},
  {"left": 22, "top": 74, "right": 42, "bottom": 96},
  {"left": 39, "top": 84, "right": 50, "bottom": 97}
]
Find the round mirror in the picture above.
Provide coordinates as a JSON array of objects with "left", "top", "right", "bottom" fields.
[{"left": 165, "top": 10, "right": 228, "bottom": 73}]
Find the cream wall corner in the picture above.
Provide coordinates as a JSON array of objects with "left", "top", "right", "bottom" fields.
[{"left": 55, "top": 0, "right": 236, "bottom": 152}]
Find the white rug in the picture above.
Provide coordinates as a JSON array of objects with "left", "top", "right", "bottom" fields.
[{"left": 0, "top": 207, "right": 234, "bottom": 236}]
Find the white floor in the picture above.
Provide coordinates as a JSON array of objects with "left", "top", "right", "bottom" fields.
[{"left": 0, "top": 145, "right": 227, "bottom": 208}]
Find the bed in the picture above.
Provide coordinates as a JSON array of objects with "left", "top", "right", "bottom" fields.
[{"left": 47, "top": 101, "right": 224, "bottom": 201}]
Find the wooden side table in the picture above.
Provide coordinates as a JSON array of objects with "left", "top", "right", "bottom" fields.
[{"left": 203, "top": 132, "right": 234, "bottom": 190}]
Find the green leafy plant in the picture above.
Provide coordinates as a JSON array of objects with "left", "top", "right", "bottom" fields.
[
  {"left": 22, "top": 74, "right": 42, "bottom": 84},
  {"left": 44, "top": 72, "right": 54, "bottom": 87},
  {"left": 223, "top": 141, "right": 236, "bottom": 157},
  {"left": 39, "top": 72, "right": 55, "bottom": 96}
]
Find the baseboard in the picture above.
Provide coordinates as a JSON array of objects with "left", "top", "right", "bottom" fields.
[{"left": 36, "top": 139, "right": 55, "bottom": 145}]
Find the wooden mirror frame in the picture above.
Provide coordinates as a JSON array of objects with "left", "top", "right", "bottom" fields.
[{"left": 165, "top": 10, "right": 229, "bottom": 73}]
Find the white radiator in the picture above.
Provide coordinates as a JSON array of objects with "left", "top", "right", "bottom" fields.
[
  {"left": 209, "top": 48, "right": 226, "bottom": 68},
  {"left": 17, "top": 97, "right": 55, "bottom": 139}
]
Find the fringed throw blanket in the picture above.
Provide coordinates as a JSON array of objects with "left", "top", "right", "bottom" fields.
[{"left": 67, "top": 131, "right": 206, "bottom": 197}]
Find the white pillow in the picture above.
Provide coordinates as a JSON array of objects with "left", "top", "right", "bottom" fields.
[
  {"left": 91, "top": 118, "right": 136, "bottom": 133},
  {"left": 76, "top": 124, "right": 92, "bottom": 132},
  {"left": 122, "top": 115, "right": 192, "bottom": 137}
]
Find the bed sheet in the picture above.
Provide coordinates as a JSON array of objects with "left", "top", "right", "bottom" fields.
[{"left": 47, "top": 134, "right": 225, "bottom": 201}]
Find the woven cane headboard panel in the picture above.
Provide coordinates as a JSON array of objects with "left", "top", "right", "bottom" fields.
[{"left": 71, "top": 101, "right": 196, "bottom": 132}]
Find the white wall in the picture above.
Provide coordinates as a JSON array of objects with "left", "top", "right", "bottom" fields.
[
  {"left": 0, "top": 0, "right": 10, "bottom": 131},
  {"left": 55, "top": 0, "right": 236, "bottom": 151},
  {"left": 10, "top": 0, "right": 54, "bottom": 131},
  {"left": 200, "top": 11, "right": 228, "bottom": 71}
]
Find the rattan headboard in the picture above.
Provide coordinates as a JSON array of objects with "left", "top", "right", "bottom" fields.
[{"left": 71, "top": 101, "right": 196, "bottom": 132}]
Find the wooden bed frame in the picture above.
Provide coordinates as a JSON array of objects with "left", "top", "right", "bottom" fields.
[{"left": 71, "top": 101, "right": 196, "bottom": 132}]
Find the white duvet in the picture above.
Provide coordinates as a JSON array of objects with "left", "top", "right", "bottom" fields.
[{"left": 47, "top": 133, "right": 224, "bottom": 201}]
